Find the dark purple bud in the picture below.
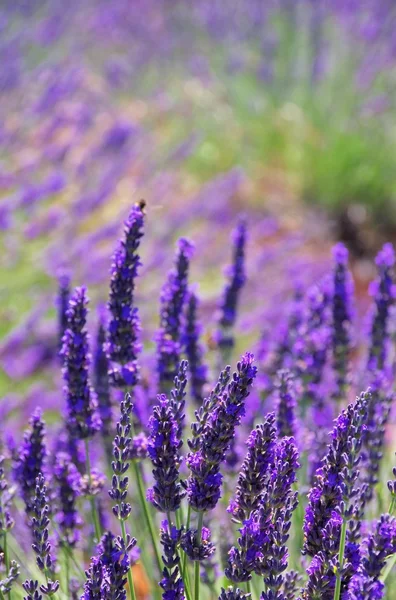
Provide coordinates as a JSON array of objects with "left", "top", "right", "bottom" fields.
[
  {"left": 183, "top": 290, "right": 208, "bottom": 406},
  {"left": 109, "top": 393, "right": 133, "bottom": 521},
  {"left": 160, "top": 520, "right": 184, "bottom": 600}
]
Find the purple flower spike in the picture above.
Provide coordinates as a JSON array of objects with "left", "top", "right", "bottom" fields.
[
  {"left": 53, "top": 452, "right": 81, "bottom": 548},
  {"left": 0, "top": 455, "right": 15, "bottom": 535},
  {"left": 106, "top": 201, "right": 145, "bottom": 388},
  {"left": 275, "top": 370, "right": 297, "bottom": 439},
  {"left": 332, "top": 242, "right": 354, "bottom": 401},
  {"left": 217, "top": 219, "right": 247, "bottom": 353},
  {"left": 160, "top": 520, "right": 185, "bottom": 600},
  {"left": 61, "top": 286, "right": 101, "bottom": 440},
  {"left": 186, "top": 353, "right": 257, "bottom": 512},
  {"left": 14, "top": 409, "right": 46, "bottom": 517},
  {"left": 109, "top": 393, "right": 133, "bottom": 521},
  {"left": 228, "top": 414, "right": 277, "bottom": 522},
  {"left": 183, "top": 290, "right": 208, "bottom": 406},
  {"left": 31, "top": 474, "right": 54, "bottom": 574},
  {"left": 157, "top": 238, "right": 194, "bottom": 392},
  {"left": 94, "top": 314, "right": 112, "bottom": 438},
  {"left": 56, "top": 272, "right": 70, "bottom": 357},
  {"left": 348, "top": 514, "right": 396, "bottom": 600},
  {"left": 367, "top": 243, "right": 395, "bottom": 372},
  {"left": 147, "top": 396, "right": 185, "bottom": 513}
]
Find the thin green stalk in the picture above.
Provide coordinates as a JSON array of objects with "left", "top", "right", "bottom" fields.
[
  {"left": 194, "top": 512, "right": 204, "bottom": 600},
  {"left": 64, "top": 548, "right": 70, "bottom": 597},
  {"left": 381, "top": 552, "right": 396, "bottom": 583},
  {"left": 182, "top": 504, "right": 192, "bottom": 580},
  {"left": 121, "top": 520, "right": 137, "bottom": 600},
  {"left": 132, "top": 461, "right": 162, "bottom": 575},
  {"left": 389, "top": 496, "right": 395, "bottom": 515},
  {"left": 246, "top": 580, "right": 252, "bottom": 596},
  {"left": 84, "top": 439, "right": 102, "bottom": 542},
  {"left": 0, "top": 589, "right": 6, "bottom": 600},
  {"left": 333, "top": 516, "right": 348, "bottom": 600}
]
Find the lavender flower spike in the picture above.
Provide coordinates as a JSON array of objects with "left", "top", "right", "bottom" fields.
[
  {"left": 56, "top": 272, "right": 70, "bottom": 356},
  {"left": 147, "top": 395, "right": 185, "bottom": 512},
  {"left": 106, "top": 201, "right": 145, "bottom": 388},
  {"left": 367, "top": 243, "right": 395, "bottom": 372},
  {"left": 31, "top": 474, "right": 60, "bottom": 596},
  {"left": 61, "top": 286, "right": 101, "bottom": 440},
  {"left": 53, "top": 452, "right": 81, "bottom": 548},
  {"left": 94, "top": 313, "right": 112, "bottom": 438},
  {"left": 332, "top": 242, "right": 354, "bottom": 401},
  {"left": 183, "top": 290, "right": 208, "bottom": 406},
  {"left": 156, "top": 237, "right": 194, "bottom": 392},
  {"left": 23, "top": 579, "right": 43, "bottom": 600},
  {"left": 186, "top": 352, "right": 257, "bottom": 512},
  {"left": 228, "top": 414, "right": 277, "bottom": 522},
  {"left": 0, "top": 455, "right": 15, "bottom": 536},
  {"left": 275, "top": 369, "right": 297, "bottom": 439},
  {"left": 216, "top": 219, "right": 247, "bottom": 354},
  {"left": 160, "top": 520, "right": 185, "bottom": 600},
  {"left": 14, "top": 408, "right": 46, "bottom": 517},
  {"left": 348, "top": 514, "right": 396, "bottom": 600},
  {"left": 109, "top": 393, "right": 133, "bottom": 521}
]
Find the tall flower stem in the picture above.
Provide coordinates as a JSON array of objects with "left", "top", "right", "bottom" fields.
[
  {"left": 333, "top": 516, "right": 348, "bottom": 600},
  {"left": 120, "top": 520, "right": 137, "bottom": 600},
  {"left": 182, "top": 504, "right": 192, "bottom": 581},
  {"left": 389, "top": 497, "right": 395, "bottom": 515},
  {"left": 245, "top": 580, "right": 252, "bottom": 596},
  {"left": 194, "top": 512, "right": 204, "bottom": 600},
  {"left": 84, "top": 439, "right": 101, "bottom": 542},
  {"left": 64, "top": 548, "right": 70, "bottom": 596},
  {"left": 131, "top": 461, "right": 162, "bottom": 575}
]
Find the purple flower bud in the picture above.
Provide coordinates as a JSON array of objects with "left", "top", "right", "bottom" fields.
[
  {"left": 275, "top": 370, "right": 297, "bottom": 439},
  {"left": 367, "top": 243, "right": 395, "bottom": 372},
  {"left": 56, "top": 273, "right": 70, "bottom": 357},
  {"left": 61, "top": 287, "right": 101, "bottom": 440},
  {"left": 219, "top": 587, "right": 250, "bottom": 600},
  {"left": 14, "top": 409, "right": 46, "bottom": 517},
  {"left": 0, "top": 455, "right": 15, "bottom": 534},
  {"left": 217, "top": 220, "right": 247, "bottom": 352},
  {"left": 332, "top": 243, "right": 354, "bottom": 400},
  {"left": 93, "top": 314, "right": 112, "bottom": 438},
  {"left": 53, "top": 452, "right": 81, "bottom": 548},
  {"left": 183, "top": 290, "right": 208, "bottom": 406},
  {"left": 156, "top": 238, "right": 194, "bottom": 392}
]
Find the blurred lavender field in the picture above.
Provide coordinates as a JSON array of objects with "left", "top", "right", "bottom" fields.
[
  {"left": 2, "top": 0, "right": 396, "bottom": 410},
  {"left": 1, "top": 3, "right": 396, "bottom": 599}
]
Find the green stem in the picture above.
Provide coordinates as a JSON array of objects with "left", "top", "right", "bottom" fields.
[
  {"left": 0, "top": 589, "right": 6, "bottom": 600},
  {"left": 381, "top": 552, "right": 396, "bottom": 583},
  {"left": 64, "top": 547, "right": 70, "bottom": 597},
  {"left": 333, "top": 516, "right": 348, "bottom": 600},
  {"left": 182, "top": 505, "right": 192, "bottom": 581},
  {"left": 194, "top": 513, "right": 204, "bottom": 600},
  {"left": 389, "top": 496, "right": 395, "bottom": 515},
  {"left": 132, "top": 461, "right": 162, "bottom": 575},
  {"left": 84, "top": 439, "right": 102, "bottom": 542},
  {"left": 246, "top": 580, "right": 252, "bottom": 596},
  {"left": 121, "top": 520, "right": 137, "bottom": 600}
]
